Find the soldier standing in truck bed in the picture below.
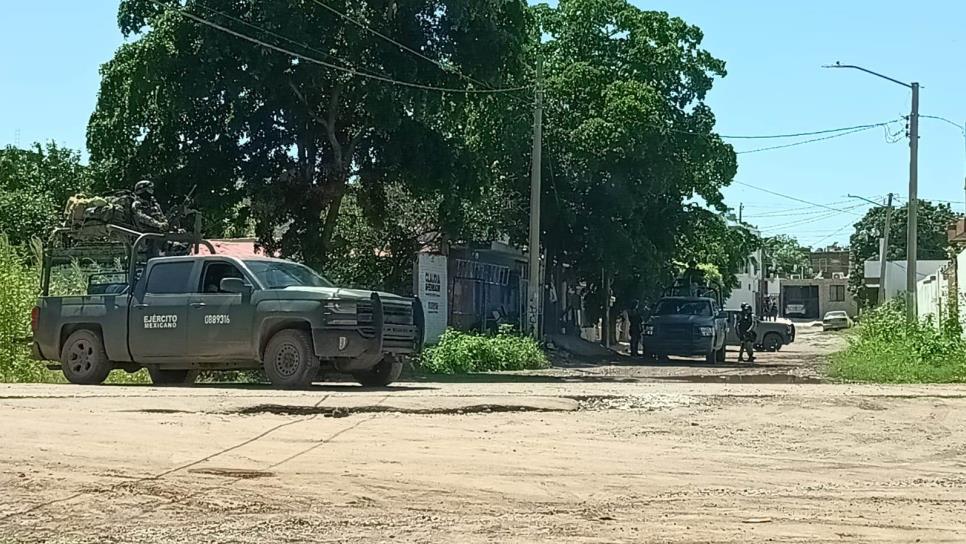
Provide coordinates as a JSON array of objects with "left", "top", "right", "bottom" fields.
[{"left": 132, "top": 180, "right": 169, "bottom": 233}]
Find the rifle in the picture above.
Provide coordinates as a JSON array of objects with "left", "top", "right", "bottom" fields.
[{"left": 167, "top": 185, "right": 198, "bottom": 231}]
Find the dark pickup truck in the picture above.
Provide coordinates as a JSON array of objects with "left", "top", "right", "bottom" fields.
[
  {"left": 643, "top": 295, "right": 729, "bottom": 363},
  {"left": 31, "top": 254, "right": 422, "bottom": 388}
]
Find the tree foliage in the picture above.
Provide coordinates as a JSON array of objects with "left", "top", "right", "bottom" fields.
[
  {"left": 848, "top": 200, "right": 957, "bottom": 307},
  {"left": 89, "top": 0, "right": 532, "bottom": 269},
  {"left": 534, "top": 0, "right": 740, "bottom": 303},
  {"left": 762, "top": 234, "right": 810, "bottom": 277},
  {"left": 0, "top": 143, "right": 89, "bottom": 245}
]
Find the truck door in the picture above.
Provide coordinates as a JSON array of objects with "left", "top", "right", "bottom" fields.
[
  {"left": 128, "top": 261, "right": 195, "bottom": 360},
  {"left": 187, "top": 260, "right": 256, "bottom": 361}
]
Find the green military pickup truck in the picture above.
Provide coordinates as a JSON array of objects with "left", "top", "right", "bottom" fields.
[{"left": 31, "top": 253, "right": 422, "bottom": 389}]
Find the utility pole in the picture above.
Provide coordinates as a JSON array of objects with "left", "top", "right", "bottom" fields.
[
  {"left": 879, "top": 193, "right": 894, "bottom": 305},
  {"left": 527, "top": 56, "right": 544, "bottom": 339},
  {"left": 848, "top": 193, "right": 894, "bottom": 305},
  {"left": 738, "top": 203, "right": 744, "bottom": 223},
  {"left": 907, "top": 83, "right": 919, "bottom": 320},
  {"left": 825, "top": 62, "right": 920, "bottom": 321}
]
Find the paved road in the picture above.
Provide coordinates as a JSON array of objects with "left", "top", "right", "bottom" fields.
[{"left": 2, "top": 328, "right": 966, "bottom": 543}]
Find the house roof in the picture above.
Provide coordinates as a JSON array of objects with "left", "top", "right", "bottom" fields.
[{"left": 194, "top": 238, "right": 269, "bottom": 259}]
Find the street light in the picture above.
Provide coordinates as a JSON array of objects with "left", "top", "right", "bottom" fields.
[{"left": 824, "top": 62, "right": 919, "bottom": 321}]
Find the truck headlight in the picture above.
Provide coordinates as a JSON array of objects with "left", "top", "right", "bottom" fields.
[
  {"left": 325, "top": 301, "right": 357, "bottom": 314},
  {"left": 697, "top": 326, "right": 714, "bottom": 337},
  {"left": 644, "top": 325, "right": 654, "bottom": 336}
]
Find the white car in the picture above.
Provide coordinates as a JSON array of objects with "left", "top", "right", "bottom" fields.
[
  {"left": 822, "top": 311, "right": 853, "bottom": 331},
  {"left": 784, "top": 303, "right": 806, "bottom": 317}
]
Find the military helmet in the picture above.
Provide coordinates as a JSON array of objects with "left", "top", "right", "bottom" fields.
[{"left": 134, "top": 180, "right": 155, "bottom": 196}]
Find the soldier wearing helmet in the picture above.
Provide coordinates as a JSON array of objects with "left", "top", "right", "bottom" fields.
[
  {"left": 736, "top": 302, "right": 756, "bottom": 363},
  {"left": 131, "top": 180, "right": 169, "bottom": 233}
]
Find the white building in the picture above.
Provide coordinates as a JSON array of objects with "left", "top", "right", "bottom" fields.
[
  {"left": 864, "top": 259, "right": 947, "bottom": 302},
  {"left": 724, "top": 229, "right": 763, "bottom": 311}
]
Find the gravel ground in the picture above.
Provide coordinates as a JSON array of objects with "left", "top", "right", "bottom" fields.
[{"left": 3, "top": 326, "right": 966, "bottom": 543}]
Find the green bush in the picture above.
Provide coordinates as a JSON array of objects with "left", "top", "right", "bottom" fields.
[
  {"left": 419, "top": 325, "right": 549, "bottom": 374},
  {"left": 829, "top": 299, "right": 966, "bottom": 383}
]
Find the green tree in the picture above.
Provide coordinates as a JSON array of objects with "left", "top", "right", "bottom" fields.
[
  {"left": 88, "top": 0, "right": 531, "bottom": 269},
  {"left": 848, "top": 200, "right": 957, "bottom": 307},
  {"left": 0, "top": 143, "right": 89, "bottom": 245},
  {"left": 533, "top": 0, "right": 739, "bottom": 304},
  {"left": 762, "top": 234, "right": 810, "bottom": 276}
]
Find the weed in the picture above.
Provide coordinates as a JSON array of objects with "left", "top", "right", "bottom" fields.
[
  {"left": 829, "top": 298, "right": 966, "bottom": 383},
  {"left": 419, "top": 324, "right": 549, "bottom": 374}
]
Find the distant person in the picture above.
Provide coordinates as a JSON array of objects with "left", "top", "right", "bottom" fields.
[
  {"left": 626, "top": 299, "right": 644, "bottom": 357},
  {"left": 737, "top": 303, "right": 756, "bottom": 363},
  {"left": 769, "top": 298, "right": 779, "bottom": 321}
]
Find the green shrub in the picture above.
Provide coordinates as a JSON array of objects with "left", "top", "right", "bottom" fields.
[
  {"left": 829, "top": 298, "right": 966, "bottom": 383},
  {"left": 419, "top": 325, "right": 549, "bottom": 374}
]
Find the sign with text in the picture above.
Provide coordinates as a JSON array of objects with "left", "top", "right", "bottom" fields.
[{"left": 415, "top": 254, "right": 448, "bottom": 344}]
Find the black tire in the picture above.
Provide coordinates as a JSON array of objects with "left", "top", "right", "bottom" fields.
[
  {"left": 705, "top": 349, "right": 716, "bottom": 364},
  {"left": 762, "top": 333, "right": 783, "bottom": 352},
  {"left": 147, "top": 367, "right": 199, "bottom": 386},
  {"left": 263, "top": 329, "right": 320, "bottom": 389},
  {"left": 715, "top": 345, "right": 727, "bottom": 362},
  {"left": 353, "top": 356, "right": 404, "bottom": 387},
  {"left": 61, "top": 329, "right": 112, "bottom": 385}
]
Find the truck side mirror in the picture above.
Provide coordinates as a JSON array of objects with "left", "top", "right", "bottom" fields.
[{"left": 220, "top": 277, "right": 252, "bottom": 295}]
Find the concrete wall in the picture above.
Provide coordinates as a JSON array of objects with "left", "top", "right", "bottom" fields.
[
  {"left": 917, "top": 270, "right": 949, "bottom": 325},
  {"left": 864, "top": 260, "right": 947, "bottom": 301},
  {"left": 781, "top": 278, "right": 858, "bottom": 317},
  {"left": 724, "top": 272, "right": 758, "bottom": 310}
]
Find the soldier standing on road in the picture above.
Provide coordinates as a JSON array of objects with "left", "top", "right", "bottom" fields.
[
  {"left": 737, "top": 303, "right": 756, "bottom": 363},
  {"left": 627, "top": 300, "right": 644, "bottom": 357},
  {"left": 131, "top": 180, "right": 169, "bottom": 233}
]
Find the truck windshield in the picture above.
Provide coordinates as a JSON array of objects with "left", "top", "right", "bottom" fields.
[
  {"left": 653, "top": 300, "right": 712, "bottom": 317},
  {"left": 244, "top": 260, "right": 333, "bottom": 289}
]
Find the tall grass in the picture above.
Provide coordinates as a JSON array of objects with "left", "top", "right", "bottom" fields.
[
  {"left": 0, "top": 235, "right": 148, "bottom": 384},
  {"left": 829, "top": 298, "right": 966, "bottom": 383}
]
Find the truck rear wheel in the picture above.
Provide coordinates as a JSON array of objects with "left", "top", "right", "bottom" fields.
[
  {"left": 263, "top": 329, "right": 320, "bottom": 389},
  {"left": 353, "top": 356, "right": 403, "bottom": 387},
  {"left": 61, "top": 329, "right": 112, "bottom": 385},
  {"left": 147, "top": 367, "right": 199, "bottom": 386}
]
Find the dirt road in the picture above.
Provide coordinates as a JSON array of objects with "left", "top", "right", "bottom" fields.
[{"left": 3, "top": 327, "right": 966, "bottom": 543}]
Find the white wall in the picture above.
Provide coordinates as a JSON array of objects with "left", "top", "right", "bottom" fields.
[
  {"left": 864, "top": 260, "right": 947, "bottom": 301},
  {"left": 917, "top": 273, "right": 944, "bottom": 325}
]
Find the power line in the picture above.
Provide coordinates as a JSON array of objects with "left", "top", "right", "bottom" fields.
[
  {"left": 150, "top": 0, "right": 528, "bottom": 94},
  {"left": 758, "top": 206, "right": 867, "bottom": 232},
  {"left": 307, "top": 0, "right": 513, "bottom": 94},
  {"left": 733, "top": 181, "right": 868, "bottom": 216},
  {"left": 719, "top": 121, "right": 902, "bottom": 140},
  {"left": 809, "top": 221, "right": 856, "bottom": 246},
  {"left": 735, "top": 125, "right": 888, "bottom": 154},
  {"left": 194, "top": 2, "right": 351, "bottom": 68}
]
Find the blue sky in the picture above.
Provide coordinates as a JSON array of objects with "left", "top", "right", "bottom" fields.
[{"left": 2, "top": 1, "right": 964, "bottom": 247}]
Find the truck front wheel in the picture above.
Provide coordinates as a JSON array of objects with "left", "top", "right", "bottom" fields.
[
  {"left": 61, "top": 329, "right": 112, "bottom": 385},
  {"left": 147, "top": 367, "right": 199, "bottom": 386},
  {"left": 263, "top": 329, "right": 320, "bottom": 389},
  {"left": 353, "top": 356, "right": 403, "bottom": 387}
]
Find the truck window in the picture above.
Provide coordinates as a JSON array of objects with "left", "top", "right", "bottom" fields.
[
  {"left": 653, "top": 300, "right": 712, "bottom": 317},
  {"left": 244, "top": 260, "right": 333, "bottom": 289},
  {"left": 145, "top": 262, "right": 194, "bottom": 295},
  {"left": 199, "top": 262, "right": 244, "bottom": 293}
]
